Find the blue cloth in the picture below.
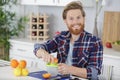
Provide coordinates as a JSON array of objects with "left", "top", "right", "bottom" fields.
[
  {"left": 34, "top": 30, "right": 103, "bottom": 79},
  {"left": 29, "top": 71, "right": 70, "bottom": 80}
]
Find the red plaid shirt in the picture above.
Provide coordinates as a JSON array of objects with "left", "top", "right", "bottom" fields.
[{"left": 34, "top": 30, "right": 103, "bottom": 79}]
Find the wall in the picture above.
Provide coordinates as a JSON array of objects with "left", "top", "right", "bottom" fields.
[{"left": 18, "top": 0, "right": 120, "bottom": 39}]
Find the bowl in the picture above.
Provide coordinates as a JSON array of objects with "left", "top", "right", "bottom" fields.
[
  {"left": 46, "top": 63, "right": 58, "bottom": 76},
  {"left": 112, "top": 44, "right": 120, "bottom": 51}
]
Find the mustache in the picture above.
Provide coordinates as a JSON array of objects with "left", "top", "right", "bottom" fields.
[{"left": 70, "top": 23, "right": 83, "bottom": 27}]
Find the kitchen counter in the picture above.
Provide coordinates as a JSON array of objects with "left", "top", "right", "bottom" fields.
[
  {"left": 103, "top": 47, "right": 120, "bottom": 59},
  {"left": 0, "top": 66, "right": 40, "bottom": 80},
  {"left": 1, "top": 47, "right": 119, "bottom": 80},
  {"left": 0, "top": 65, "right": 41, "bottom": 80},
  {"left": 0, "top": 60, "right": 87, "bottom": 80},
  {"left": 0, "top": 59, "right": 43, "bottom": 80}
]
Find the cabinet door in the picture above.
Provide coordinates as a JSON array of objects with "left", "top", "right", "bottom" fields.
[
  {"left": 10, "top": 40, "right": 36, "bottom": 59},
  {"left": 103, "top": 56, "right": 120, "bottom": 80}
]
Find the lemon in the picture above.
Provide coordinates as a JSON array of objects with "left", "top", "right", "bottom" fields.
[
  {"left": 13, "top": 67, "right": 22, "bottom": 76},
  {"left": 22, "top": 68, "right": 29, "bottom": 76}
]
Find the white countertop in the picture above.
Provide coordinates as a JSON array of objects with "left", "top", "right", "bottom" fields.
[
  {"left": 0, "top": 60, "right": 87, "bottom": 80},
  {"left": 103, "top": 47, "right": 120, "bottom": 59},
  {"left": 0, "top": 66, "right": 41, "bottom": 80},
  {"left": 0, "top": 60, "right": 41, "bottom": 80},
  {"left": 0, "top": 66, "right": 87, "bottom": 80}
]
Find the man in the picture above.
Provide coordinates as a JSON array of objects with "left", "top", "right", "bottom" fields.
[{"left": 34, "top": 1, "right": 103, "bottom": 80}]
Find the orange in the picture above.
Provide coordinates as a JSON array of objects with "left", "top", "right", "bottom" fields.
[
  {"left": 54, "top": 58, "right": 58, "bottom": 63},
  {"left": 10, "top": 59, "right": 19, "bottom": 68},
  {"left": 19, "top": 60, "right": 27, "bottom": 68},
  {"left": 42, "top": 73, "right": 51, "bottom": 79}
]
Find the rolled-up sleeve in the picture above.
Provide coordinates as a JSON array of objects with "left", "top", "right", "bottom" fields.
[
  {"left": 87, "top": 38, "right": 103, "bottom": 79},
  {"left": 33, "top": 37, "right": 58, "bottom": 56},
  {"left": 87, "top": 67, "right": 98, "bottom": 80}
]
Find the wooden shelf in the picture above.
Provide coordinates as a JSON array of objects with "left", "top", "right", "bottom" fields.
[{"left": 29, "top": 13, "right": 49, "bottom": 41}]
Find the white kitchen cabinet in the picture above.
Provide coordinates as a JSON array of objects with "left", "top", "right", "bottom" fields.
[
  {"left": 58, "top": 0, "right": 93, "bottom": 7},
  {"left": 21, "top": 0, "right": 36, "bottom": 5},
  {"left": 103, "top": 47, "right": 120, "bottom": 80},
  {"left": 21, "top": 0, "right": 55, "bottom": 6},
  {"left": 9, "top": 39, "right": 46, "bottom": 70},
  {"left": 20, "top": 0, "right": 93, "bottom": 7}
]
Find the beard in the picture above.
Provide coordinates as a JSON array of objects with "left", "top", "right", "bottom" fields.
[{"left": 68, "top": 23, "right": 84, "bottom": 35}]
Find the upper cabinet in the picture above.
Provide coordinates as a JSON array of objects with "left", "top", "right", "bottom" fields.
[
  {"left": 20, "top": 0, "right": 93, "bottom": 7},
  {"left": 21, "top": 0, "right": 35, "bottom": 5},
  {"left": 58, "top": 0, "right": 93, "bottom": 7},
  {"left": 21, "top": 0, "right": 54, "bottom": 5}
]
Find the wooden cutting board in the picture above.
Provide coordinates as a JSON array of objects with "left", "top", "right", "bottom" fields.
[{"left": 102, "top": 11, "right": 120, "bottom": 45}]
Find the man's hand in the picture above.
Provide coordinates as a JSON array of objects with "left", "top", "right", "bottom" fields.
[
  {"left": 58, "top": 63, "right": 71, "bottom": 75},
  {"left": 58, "top": 63, "right": 87, "bottom": 78},
  {"left": 36, "top": 49, "right": 55, "bottom": 63}
]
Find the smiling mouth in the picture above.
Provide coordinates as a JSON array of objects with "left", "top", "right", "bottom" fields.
[{"left": 72, "top": 25, "right": 80, "bottom": 30}]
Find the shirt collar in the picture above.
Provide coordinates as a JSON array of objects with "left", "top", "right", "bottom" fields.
[{"left": 65, "top": 30, "right": 85, "bottom": 42}]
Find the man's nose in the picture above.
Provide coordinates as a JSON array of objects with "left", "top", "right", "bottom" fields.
[{"left": 72, "top": 19, "right": 79, "bottom": 24}]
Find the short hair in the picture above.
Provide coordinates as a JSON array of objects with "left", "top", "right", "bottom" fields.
[{"left": 62, "top": 1, "right": 86, "bottom": 19}]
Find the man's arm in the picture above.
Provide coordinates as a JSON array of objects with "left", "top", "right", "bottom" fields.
[
  {"left": 86, "top": 37, "right": 103, "bottom": 79},
  {"left": 36, "top": 48, "right": 55, "bottom": 63},
  {"left": 34, "top": 38, "right": 58, "bottom": 56},
  {"left": 58, "top": 63, "right": 87, "bottom": 78}
]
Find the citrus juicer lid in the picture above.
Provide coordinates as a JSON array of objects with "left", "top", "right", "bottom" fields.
[{"left": 46, "top": 62, "right": 58, "bottom": 67}]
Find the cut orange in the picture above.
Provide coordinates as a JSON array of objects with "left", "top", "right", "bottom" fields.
[
  {"left": 10, "top": 59, "right": 19, "bottom": 68},
  {"left": 42, "top": 73, "right": 51, "bottom": 79},
  {"left": 54, "top": 58, "right": 58, "bottom": 63}
]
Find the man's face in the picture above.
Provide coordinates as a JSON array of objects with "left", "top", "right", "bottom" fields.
[{"left": 64, "top": 9, "right": 85, "bottom": 35}]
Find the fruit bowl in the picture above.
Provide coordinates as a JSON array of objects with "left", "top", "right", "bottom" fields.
[{"left": 112, "top": 44, "right": 120, "bottom": 51}]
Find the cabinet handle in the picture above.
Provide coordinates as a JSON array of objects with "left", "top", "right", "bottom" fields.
[
  {"left": 110, "top": 66, "right": 113, "bottom": 80},
  {"left": 17, "top": 49, "right": 26, "bottom": 52}
]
